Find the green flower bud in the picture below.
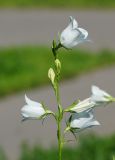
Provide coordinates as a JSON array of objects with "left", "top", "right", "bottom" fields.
[
  {"left": 55, "top": 59, "right": 61, "bottom": 73},
  {"left": 48, "top": 68, "right": 55, "bottom": 85}
]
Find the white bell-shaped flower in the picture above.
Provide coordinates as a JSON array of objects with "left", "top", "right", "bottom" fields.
[
  {"left": 60, "top": 16, "right": 89, "bottom": 49},
  {"left": 91, "top": 85, "right": 113, "bottom": 105},
  {"left": 21, "top": 95, "right": 46, "bottom": 120},
  {"left": 70, "top": 109, "right": 100, "bottom": 132},
  {"left": 70, "top": 98, "right": 95, "bottom": 113}
]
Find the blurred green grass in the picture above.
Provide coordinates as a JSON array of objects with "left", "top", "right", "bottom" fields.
[
  {"left": 19, "top": 134, "right": 115, "bottom": 160},
  {"left": 0, "top": 148, "right": 7, "bottom": 160},
  {"left": 0, "top": 134, "right": 115, "bottom": 160},
  {"left": 0, "top": 46, "right": 115, "bottom": 97},
  {"left": 0, "top": 0, "right": 115, "bottom": 8}
]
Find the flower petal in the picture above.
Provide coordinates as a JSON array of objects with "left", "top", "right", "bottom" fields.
[
  {"left": 69, "top": 16, "right": 78, "bottom": 29},
  {"left": 21, "top": 105, "right": 45, "bottom": 119},
  {"left": 92, "top": 85, "right": 110, "bottom": 97},
  {"left": 78, "top": 27, "right": 88, "bottom": 39},
  {"left": 25, "top": 95, "right": 42, "bottom": 107},
  {"left": 87, "top": 120, "right": 100, "bottom": 127},
  {"left": 71, "top": 98, "right": 95, "bottom": 113},
  {"left": 70, "top": 108, "right": 100, "bottom": 132}
]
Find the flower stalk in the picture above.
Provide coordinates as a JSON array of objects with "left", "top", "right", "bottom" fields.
[
  {"left": 21, "top": 16, "right": 115, "bottom": 160},
  {"left": 52, "top": 43, "right": 63, "bottom": 160}
]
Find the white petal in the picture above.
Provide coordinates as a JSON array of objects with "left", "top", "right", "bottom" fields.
[
  {"left": 60, "top": 28, "right": 80, "bottom": 48},
  {"left": 69, "top": 16, "right": 78, "bottom": 29},
  {"left": 91, "top": 85, "right": 111, "bottom": 103},
  {"left": 21, "top": 105, "right": 45, "bottom": 118},
  {"left": 68, "top": 28, "right": 88, "bottom": 47},
  {"left": 88, "top": 120, "right": 100, "bottom": 126},
  {"left": 71, "top": 119, "right": 100, "bottom": 133},
  {"left": 70, "top": 118, "right": 84, "bottom": 128},
  {"left": 25, "top": 95, "right": 42, "bottom": 107},
  {"left": 70, "top": 109, "right": 94, "bottom": 129},
  {"left": 79, "top": 120, "right": 100, "bottom": 130},
  {"left": 91, "top": 95, "right": 108, "bottom": 103},
  {"left": 71, "top": 98, "right": 95, "bottom": 113},
  {"left": 78, "top": 27, "right": 88, "bottom": 39},
  {"left": 92, "top": 85, "right": 110, "bottom": 97},
  {"left": 70, "top": 108, "right": 100, "bottom": 132}
]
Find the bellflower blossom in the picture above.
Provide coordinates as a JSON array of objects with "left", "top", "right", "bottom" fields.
[
  {"left": 21, "top": 95, "right": 48, "bottom": 121},
  {"left": 60, "top": 16, "right": 89, "bottom": 49},
  {"left": 69, "top": 109, "right": 100, "bottom": 132}
]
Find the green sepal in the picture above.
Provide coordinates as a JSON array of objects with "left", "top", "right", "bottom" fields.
[
  {"left": 70, "top": 129, "right": 78, "bottom": 142},
  {"left": 64, "top": 126, "right": 71, "bottom": 134},
  {"left": 52, "top": 40, "right": 57, "bottom": 58},
  {"left": 107, "top": 96, "right": 115, "bottom": 102},
  {"left": 41, "top": 102, "right": 48, "bottom": 111},
  {"left": 64, "top": 99, "right": 80, "bottom": 112},
  {"left": 41, "top": 102, "right": 55, "bottom": 117},
  {"left": 68, "top": 115, "right": 72, "bottom": 124},
  {"left": 58, "top": 104, "right": 63, "bottom": 121},
  {"left": 52, "top": 40, "right": 57, "bottom": 49}
]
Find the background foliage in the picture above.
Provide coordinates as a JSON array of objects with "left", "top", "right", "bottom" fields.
[
  {"left": 0, "top": 46, "right": 115, "bottom": 97},
  {"left": 0, "top": 0, "right": 115, "bottom": 8},
  {"left": 19, "top": 134, "right": 115, "bottom": 160}
]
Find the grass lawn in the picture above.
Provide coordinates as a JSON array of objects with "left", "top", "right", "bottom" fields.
[
  {"left": 19, "top": 134, "right": 115, "bottom": 160},
  {"left": 0, "top": 46, "right": 115, "bottom": 97},
  {"left": 0, "top": 0, "right": 115, "bottom": 8},
  {"left": 0, "top": 134, "right": 115, "bottom": 160}
]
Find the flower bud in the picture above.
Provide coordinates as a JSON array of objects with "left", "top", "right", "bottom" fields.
[
  {"left": 55, "top": 59, "right": 61, "bottom": 72},
  {"left": 48, "top": 68, "right": 55, "bottom": 85}
]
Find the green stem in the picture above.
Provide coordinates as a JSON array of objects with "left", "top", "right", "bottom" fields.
[
  {"left": 52, "top": 42, "right": 63, "bottom": 160},
  {"left": 57, "top": 118, "right": 62, "bottom": 160},
  {"left": 56, "top": 80, "right": 63, "bottom": 160},
  {"left": 52, "top": 41, "right": 62, "bottom": 60}
]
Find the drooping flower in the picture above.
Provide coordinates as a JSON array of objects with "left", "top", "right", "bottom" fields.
[
  {"left": 66, "top": 85, "right": 115, "bottom": 114},
  {"left": 69, "top": 98, "right": 95, "bottom": 113},
  {"left": 69, "top": 109, "right": 100, "bottom": 132},
  {"left": 91, "top": 85, "right": 114, "bottom": 105},
  {"left": 60, "top": 16, "right": 89, "bottom": 49},
  {"left": 21, "top": 95, "right": 48, "bottom": 121}
]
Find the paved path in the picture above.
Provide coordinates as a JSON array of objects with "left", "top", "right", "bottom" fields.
[
  {"left": 0, "top": 66, "right": 115, "bottom": 160},
  {"left": 0, "top": 9, "right": 115, "bottom": 50}
]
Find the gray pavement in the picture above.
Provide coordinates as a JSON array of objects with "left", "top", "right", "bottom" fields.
[
  {"left": 0, "top": 66, "right": 115, "bottom": 160},
  {"left": 0, "top": 9, "right": 115, "bottom": 50}
]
